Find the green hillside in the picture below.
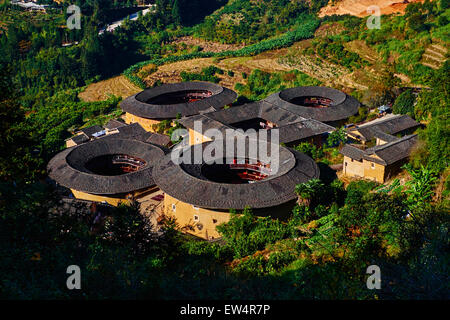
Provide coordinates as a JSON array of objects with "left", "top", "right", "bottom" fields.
[{"left": 193, "top": 0, "right": 328, "bottom": 44}]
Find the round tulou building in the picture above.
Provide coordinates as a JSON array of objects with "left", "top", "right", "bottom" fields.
[
  {"left": 264, "top": 86, "right": 360, "bottom": 127},
  {"left": 121, "top": 81, "right": 237, "bottom": 132},
  {"left": 153, "top": 138, "right": 320, "bottom": 240},
  {"left": 47, "top": 138, "right": 166, "bottom": 206}
]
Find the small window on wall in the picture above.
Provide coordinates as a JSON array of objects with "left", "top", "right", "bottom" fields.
[
  {"left": 371, "top": 163, "right": 375, "bottom": 169},
  {"left": 212, "top": 219, "right": 218, "bottom": 224},
  {"left": 345, "top": 162, "right": 347, "bottom": 167},
  {"left": 194, "top": 215, "right": 199, "bottom": 221},
  {"left": 171, "top": 204, "right": 176, "bottom": 212}
]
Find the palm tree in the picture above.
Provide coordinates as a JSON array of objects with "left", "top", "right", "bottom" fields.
[{"left": 403, "top": 164, "right": 438, "bottom": 211}]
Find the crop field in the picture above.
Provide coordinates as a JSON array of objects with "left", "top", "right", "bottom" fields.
[{"left": 78, "top": 75, "right": 141, "bottom": 102}]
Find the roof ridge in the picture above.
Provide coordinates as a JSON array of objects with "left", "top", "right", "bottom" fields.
[
  {"left": 367, "top": 134, "right": 418, "bottom": 153},
  {"left": 356, "top": 114, "right": 406, "bottom": 129},
  {"left": 264, "top": 97, "right": 300, "bottom": 118}
]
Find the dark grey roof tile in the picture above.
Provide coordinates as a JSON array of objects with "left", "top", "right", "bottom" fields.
[
  {"left": 153, "top": 139, "right": 320, "bottom": 210},
  {"left": 341, "top": 135, "right": 418, "bottom": 165},
  {"left": 121, "top": 82, "right": 237, "bottom": 119},
  {"left": 80, "top": 125, "right": 103, "bottom": 137},
  {"left": 348, "top": 115, "right": 420, "bottom": 141},
  {"left": 105, "top": 119, "right": 126, "bottom": 130},
  {"left": 47, "top": 138, "right": 166, "bottom": 195},
  {"left": 263, "top": 86, "right": 359, "bottom": 123}
]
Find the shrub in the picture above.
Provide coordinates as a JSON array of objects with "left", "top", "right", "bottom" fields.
[
  {"left": 393, "top": 89, "right": 416, "bottom": 116},
  {"left": 294, "top": 142, "right": 324, "bottom": 160},
  {"left": 180, "top": 66, "right": 224, "bottom": 83},
  {"left": 326, "top": 128, "right": 346, "bottom": 147},
  {"left": 217, "top": 207, "right": 292, "bottom": 259}
]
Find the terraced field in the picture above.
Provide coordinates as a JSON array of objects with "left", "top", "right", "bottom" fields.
[
  {"left": 421, "top": 43, "right": 448, "bottom": 70},
  {"left": 78, "top": 75, "right": 141, "bottom": 102},
  {"left": 82, "top": 38, "right": 400, "bottom": 101},
  {"left": 141, "top": 53, "right": 292, "bottom": 89},
  {"left": 170, "top": 36, "right": 245, "bottom": 53}
]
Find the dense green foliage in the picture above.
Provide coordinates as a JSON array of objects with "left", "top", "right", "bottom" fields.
[
  {"left": 403, "top": 164, "right": 438, "bottom": 211},
  {"left": 193, "top": 0, "right": 327, "bottom": 44},
  {"left": 292, "top": 141, "right": 343, "bottom": 166},
  {"left": 217, "top": 208, "right": 293, "bottom": 259},
  {"left": 348, "top": 106, "right": 370, "bottom": 124},
  {"left": 326, "top": 128, "right": 347, "bottom": 147},
  {"left": 138, "top": 0, "right": 225, "bottom": 30},
  {"left": 0, "top": 64, "right": 38, "bottom": 180},
  {"left": 294, "top": 143, "right": 325, "bottom": 161},
  {"left": 28, "top": 89, "right": 121, "bottom": 157},
  {"left": 2, "top": 171, "right": 447, "bottom": 299},
  {"left": 393, "top": 89, "right": 416, "bottom": 117},
  {"left": 410, "top": 61, "right": 449, "bottom": 173}
]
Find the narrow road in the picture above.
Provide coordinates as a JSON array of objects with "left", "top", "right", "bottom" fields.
[{"left": 99, "top": 5, "right": 155, "bottom": 35}]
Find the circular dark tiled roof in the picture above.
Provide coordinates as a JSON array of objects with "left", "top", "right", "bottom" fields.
[
  {"left": 47, "top": 138, "right": 166, "bottom": 195},
  {"left": 154, "top": 138, "right": 320, "bottom": 210},
  {"left": 264, "top": 86, "right": 360, "bottom": 122},
  {"left": 121, "top": 81, "right": 237, "bottom": 120}
]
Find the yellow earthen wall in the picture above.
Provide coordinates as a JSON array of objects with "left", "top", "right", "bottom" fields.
[
  {"left": 163, "top": 194, "right": 230, "bottom": 240},
  {"left": 71, "top": 189, "right": 131, "bottom": 206},
  {"left": 125, "top": 112, "right": 162, "bottom": 132},
  {"left": 71, "top": 186, "right": 159, "bottom": 207},
  {"left": 66, "top": 139, "right": 77, "bottom": 148},
  {"left": 188, "top": 128, "right": 212, "bottom": 146},
  {"left": 343, "top": 156, "right": 386, "bottom": 183}
]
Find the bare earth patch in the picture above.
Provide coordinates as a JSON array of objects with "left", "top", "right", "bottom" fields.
[
  {"left": 319, "top": 0, "right": 427, "bottom": 18},
  {"left": 79, "top": 75, "right": 141, "bottom": 102}
]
